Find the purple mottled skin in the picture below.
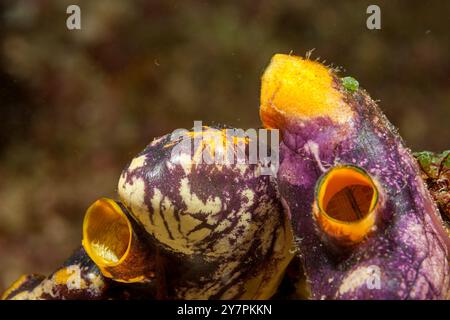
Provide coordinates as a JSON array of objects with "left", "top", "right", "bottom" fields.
[{"left": 276, "top": 80, "right": 450, "bottom": 299}]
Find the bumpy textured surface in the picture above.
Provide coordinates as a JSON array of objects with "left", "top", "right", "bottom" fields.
[
  {"left": 260, "top": 54, "right": 450, "bottom": 299},
  {"left": 117, "top": 126, "right": 293, "bottom": 299}
]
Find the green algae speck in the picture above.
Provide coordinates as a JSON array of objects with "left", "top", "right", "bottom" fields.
[{"left": 342, "top": 76, "right": 359, "bottom": 93}]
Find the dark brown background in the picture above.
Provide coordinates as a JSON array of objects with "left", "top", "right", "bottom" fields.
[{"left": 0, "top": 0, "right": 449, "bottom": 292}]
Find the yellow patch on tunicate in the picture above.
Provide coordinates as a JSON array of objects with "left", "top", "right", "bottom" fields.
[
  {"left": 260, "top": 54, "right": 353, "bottom": 128},
  {"left": 187, "top": 227, "right": 211, "bottom": 243},
  {"left": 209, "top": 188, "right": 257, "bottom": 257}
]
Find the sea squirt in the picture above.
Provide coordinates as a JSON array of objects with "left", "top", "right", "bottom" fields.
[
  {"left": 84, "top": 126, "right": 294, "bottom": 299},
  {"left": 259, "top": 53, "right": 450, "bottom": 299}
]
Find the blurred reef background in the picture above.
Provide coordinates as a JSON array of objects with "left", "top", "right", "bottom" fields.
[{"left": 0, "top": 0, "right": 449, "bottom": 292}]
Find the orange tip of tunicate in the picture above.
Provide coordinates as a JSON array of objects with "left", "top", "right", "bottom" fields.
[{"left": 260, "top": 54, "right": 353, "bottom": 129}]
